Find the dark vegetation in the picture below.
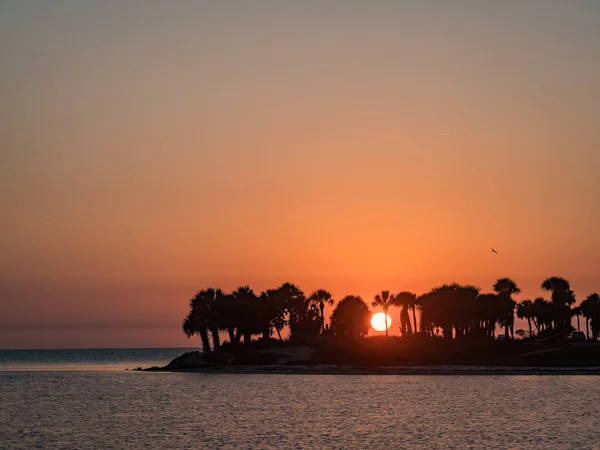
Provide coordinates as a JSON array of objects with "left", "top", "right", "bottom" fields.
[{"left": 175, "top": 278, "right": 600, "bottom": 369}]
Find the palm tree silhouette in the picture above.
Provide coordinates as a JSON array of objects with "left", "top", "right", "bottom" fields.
[
  {"left": 418, "top": 286, "right": 452, "bottom": 339},
  {"left": 183, "top": 289, "right": 215, "bottom": 352},
  {"left": 493, "top": 278, "right": 521, "bottom": 339},
  {"left": 181, "top": 274, "right": 598, "bottom": 359},
  {"left": 542, "top": 277, "right": 576, "bottom": 338},
  {"left": 417, "top": 285, "right": 504, "bottom": 339},
  {"left": 516, "top": 299, "right": 534, "bottom": 339},
  {"left": 232, "top": 286, "right": 260, "bottom": 346},
  {"left": 531, "top": 297, "right": 553, "bottom": 334},
  {"left": 277, "top": 283, "right": 306, "bottom": 341},
  {"left": 572, "top": 306, "right": 582, "bottom": 332},
  {"left": 418, "top": 284, "right": 475, "bottom": 339},
  {"left": 581, "top": 303, "right": 591, "bottom": 339},
  {"left": 330, "top": 295, "right": 371, "bottom": 339},
  {"left": 453, "top": 285, "right": 480, "bottom": 339},
  {"left": 372, "top": 290, "right": 393, "bottom": 337},
  {"left": 393, "top": 291, "right": 418, "bottom": 335},
  {"left": 580, "top": 293, "right": 600, "bottom": 340},
  {"left": 205, "top": 288, "right": 226, "bottom": 352},
  {"left": 308, "top": 289, "right": 335, "bottom": 335},
  {"left": 259, "top": 289, "right": 286, "bottom": 342},
  {"left": 476, "top": 293, "right": 500, "bottom": 338}
]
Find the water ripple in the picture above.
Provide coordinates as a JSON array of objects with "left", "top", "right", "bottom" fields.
[{"left": 1, "top": 373, "right": 600, "bottom": 449}]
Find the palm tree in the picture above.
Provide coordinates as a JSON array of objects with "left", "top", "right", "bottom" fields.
[
  {"left": 392, "top": 294, "right": 412, "bottom": 336},
  {"left": 417, "top": 293, "right": 433, "bottom": 337},
  {"left": 183, "top": 315, "right": 210, "bottom": 353},
  {"left": 572, "top": 306, "right": 582, "bottom": 332},
  {"left": 183, "top": 289, "right": 214, "bottom": 352},
  {"left": 493, "top": 278, "right": 521, "bottom": 339},
  {"left": 542, "top": 277, "right": 576, "bottom": 338},
  {"left": 393, "top": 291, "right": 418, "bottom": 334},
  {"left": 453, "top": 284, "right": 481, "bottom": 338},
  {"left": 417, "top": 284, "right": 480, "bottom": 340},
  {"left": 588, "top": 293, "right": 600, "bottom": 339},
  {"left": 516, "top": 299, "right": 534, "bottom": 339},
  {"left": 258, "top": 289, "right": 287, "bottom": 342},
  {"left": 582, "top": 305, "right": 590, "bottom": 339},
  {"left": 580, "top": 293, "right": 600, "bottom": 341},
  {"left": 308, "top": 289, "right": 335, "bottom": 335},
  {"left": 276, "top": 283, "right": 306, "bottom": 341},
  {"left": 205, "top": 288, "right": 226, "bottom": 352},
  {"left": 401, "top": 305, "right": 412, "bottom": 336},
  {"left": 232, "top": 286, "right": 260, "bottom": 347},
  {"left": 532, "top": 297, "right": 553, "bottom": 334},
  {"left": 418, "top": 285, "right": 454, "bottom": 339},
  {"left": 372, "top": 290, "right": 393, "bottom": 337},
  {"left": 477, "top": 293, "right": 500, "bottom": 337},
  {"left": 541, "top": 277, "right": 571, "bottom": 296},
  {"left": 330, "top": 295, "right": 371, "bottom": 339},
  {"left": 219, "top": 292, "right": 243, "bottom": 346}
]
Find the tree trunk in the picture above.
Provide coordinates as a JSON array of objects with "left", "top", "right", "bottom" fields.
[
  {"left": 399, "top": 312, "right": 404, "bottom": 336},
  {"left": 244, "top": 332, "right": 252, "bottom": 346},
  {"left": 230, "top": 328, "right": 241, "bottom": 346},
  {"left": 384, "top": 307, "right": 389, "bottom": 337},
  {"left": 577, "top": 315, "right": 581, "bottom": 331},
  {"left": 320, "top": 303, "right": 325, "bottom": 335},
  {"left": 411, "top": 306, "right": 418, "bottom": 334},
  {"left": 532, "top": 318, "right": 541, "bottom": 334},
  {"left": 276, "top": 327, "right": 283, "bottom": 342},
  {"left": 262, "top": 327, "right": 271, "bottom": 342},
  {"left": 289, "top": 315, "right": 296, "bottom": 341},
  {"left": 527, "top": 318, "right": 533, "bottom": 339},
  {"left": 200, "top": 328, "right": 211, "bottom": 353},
  {"left": 586, "top": 318, "right": 590, "bottom": 340},
  {"left": 504, "top": 323, "right": 509, "bottom": 340},
  {"left": 210, "top": 328, "right": 220, "bottom": 352}
]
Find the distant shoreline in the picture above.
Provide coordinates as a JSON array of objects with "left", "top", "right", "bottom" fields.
[{"left": 141, "top": 364, "right": 600, "bottom": 376}]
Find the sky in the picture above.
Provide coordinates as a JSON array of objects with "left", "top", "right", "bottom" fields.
[{"left": 1, "top": 1, "right": 599, "bottom": 348}]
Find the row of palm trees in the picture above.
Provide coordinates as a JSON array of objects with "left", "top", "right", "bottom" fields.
[
  {"left": 517, "top": 292, "right": 600, "bottom": 340},
  {"left": 183, "top": 283, "right": 333, "bottom": 352},
  {"left": 371, "top": 291, "right": 419, "bottom": 337},
  {"left": 183, "top": 277, "right": 600, "bottom": 352}
]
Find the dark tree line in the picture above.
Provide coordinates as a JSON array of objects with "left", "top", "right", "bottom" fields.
[
  {"left": 183, "top": 283, "right": 325, "bottom": 352},
  {"left": 183, "top": 277, "right": 600, "bottom": 352}
]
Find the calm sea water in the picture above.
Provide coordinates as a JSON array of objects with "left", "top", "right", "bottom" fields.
[
  {"left": 1, "top": 349, "right": 600, "bottom": 449},
  {"left": 0, "top": 348, "right": 197, "bottom": 371}
]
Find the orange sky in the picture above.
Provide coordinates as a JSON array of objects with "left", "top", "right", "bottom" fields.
[{"left": 1, "top": 1, "right": 599, "bottom": 348}]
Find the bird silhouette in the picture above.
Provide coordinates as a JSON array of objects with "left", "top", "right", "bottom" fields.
[{"left": 491, "top": 248, "right": 498, "bottom": 255}]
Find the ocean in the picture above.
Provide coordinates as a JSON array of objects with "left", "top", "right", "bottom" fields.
[{"left": 1, "top": 349, "right": 600, "bottom": 449}]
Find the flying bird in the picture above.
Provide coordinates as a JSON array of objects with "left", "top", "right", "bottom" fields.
[{"left": 491, "top": 248, "right": 498, "bottom": 255}]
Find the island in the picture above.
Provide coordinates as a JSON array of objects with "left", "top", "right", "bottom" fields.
[{"left": 137, "top": 279, "right": 600, "bottom": 374}]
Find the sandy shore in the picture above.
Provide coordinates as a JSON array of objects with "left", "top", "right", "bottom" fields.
[{"left": 143, "top": 364, "right": 600, "bottom": 375}]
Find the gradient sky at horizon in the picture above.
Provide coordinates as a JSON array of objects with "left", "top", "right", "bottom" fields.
[{"left": 1, "top": 1, "right": 599, "bottom": 348}]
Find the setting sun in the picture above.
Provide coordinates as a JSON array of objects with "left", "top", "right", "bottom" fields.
[{"left": 371, "top": 313, "right": 392, "bottom": 332}]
